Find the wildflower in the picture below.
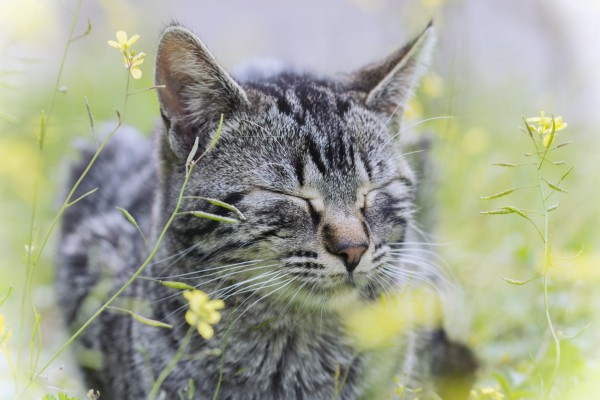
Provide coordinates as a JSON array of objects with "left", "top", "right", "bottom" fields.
[
  {"left": 340, "top": 288, "right": 442, "bottom": 351},
  {"left": 108, "top": 30, "right": 145, "bottom": 79},
  {"left": 526, "top": 111, "right": 568, "bottom": 147},
  {"left": 183, "top": 290, "right": 225, "bottom": 340},
  {"left": 108, "top": 30, "right": 139, "bottom": 53}
]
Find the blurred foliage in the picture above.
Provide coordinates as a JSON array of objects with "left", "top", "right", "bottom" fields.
[{"left": 0, "top": 0, "right": 598, "bottom": 398}]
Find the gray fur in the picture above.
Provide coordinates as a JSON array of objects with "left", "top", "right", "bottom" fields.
[{"left": 57, "top": 23, "right": 475, "bottom": 399}]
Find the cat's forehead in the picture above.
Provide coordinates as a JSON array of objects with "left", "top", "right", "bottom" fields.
[
  {"left": 208, "top": 74, "right": 402, "bottom": 200},
  {"left": 244, "top": 73, "right": 359, "bottom": 125}
]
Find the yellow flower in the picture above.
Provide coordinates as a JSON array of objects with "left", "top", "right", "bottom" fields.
[
  {"left": 123, "top": 51, "right": 145, "bottom": 80},
  {"left": 108, "top": 30, "right": 145, "bottom": 79},
  {"left": 183, "top": 290, "right": 225, "bottom": 340},
  {"left": 108, "top": 30, "right": 139, "bottom": 52},
  {"left": 526, "top": 111, "right": 568, "bottom": 147},
  {"left": 340, "top": 288, "right": 442, "bottom": 351}
]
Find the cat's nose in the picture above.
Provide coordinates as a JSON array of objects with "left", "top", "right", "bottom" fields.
[
  {"left": 323, "top": 218, "right": 369, "bottom": 273},
  {"left": 337, "top": 244, "right": 368, "bottom": 273}
]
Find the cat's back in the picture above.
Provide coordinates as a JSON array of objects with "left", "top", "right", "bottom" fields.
[{"left": 57, "top": 125, "right": 154, "bottom": 324}]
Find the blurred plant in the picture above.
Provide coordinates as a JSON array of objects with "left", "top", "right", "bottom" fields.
[
  {"left": 481, "top": 112, "right": 574, "bottom": 398},
  {"left": 469, "top": 386, "right": 505, "bottom": 400}
]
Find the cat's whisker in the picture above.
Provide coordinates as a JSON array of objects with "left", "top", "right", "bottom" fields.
[
  {"left": 181, "top": 261, "right": 272, "bottom": 280},
  {"left": 389, "top": 149, "right": 427, "bottom": 161},
  {"left": 397, "top": 115, "right": 456, "bottom": 136},
  {"left": 277, "top": 281, "right": 308, "bottom": 322},
  {"left": 230, "top": 277, "right": 297, "bottom": 327},
  {"left": 193, "top": 263, "right": 278, "bottom": 289},
  {"left": 391, "top": 252, "right": 456, "bottom": 286},
  {"left": 149, "top": 241, "right": 202, "bottom": 266},
  {"left": 218, "top": 270, "right": 285, "bottom": 300},
  {"left": 381, "top": 265, "right": 435, "bottom": 290},
  {"left": 209, "top": 269, "right": 280, "bottom": 297},
  {"left": 149, "top": 259, "right": 267, "bottom": 280},
  {"left": 148, "top": 263, "right": 277, "bottom": 304},
  {"left": 225, "top": 272, "right": 290, "bottom": 300}
]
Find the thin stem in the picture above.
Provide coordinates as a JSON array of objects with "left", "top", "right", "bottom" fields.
[
  {"left": 18, "top": 0, "right": 83, "bottom": 378},
  {"left": 537, "top": 159, "right": 560, "bottom": 399},
  {"left": 123, "top": 71, "right": 131, "bottom": 119},
  {"left": 148, "top": 328, "right": 194, "bottom": 400},
  {"left": 39, "top": 0, "right": 83, "bottom": 150},
  {"left": 18, "top": 163, "right": 197, "bottom": 397}
]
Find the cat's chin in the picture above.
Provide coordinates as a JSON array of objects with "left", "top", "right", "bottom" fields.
[{"left": 293, "top": 276, "right": 381, "bottom": 312}]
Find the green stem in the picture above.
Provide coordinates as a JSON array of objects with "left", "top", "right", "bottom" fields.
[
  {"left": 537, "top": 161, "right": 560, "bottom": 399},
  {"left": 39, "top": 0, "right": 83, "bottom": 150},
  {"left": 148, "top": 328, "right": 195, "bottom": 400},
  {"left": 17, "top": 163, "right": 196, "bottom": 398},
  {"left": 17, "top": 0, "right": 83, "bottom": 379},
  {"left": 123, "top": 71, "right": 131, "bottom": 119}
]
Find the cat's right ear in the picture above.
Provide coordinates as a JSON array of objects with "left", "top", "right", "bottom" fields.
[
  {"left": 155, "top": 25, "right": 249, "bottom": 160},
  {"left": 348, "top": 23, "right": 435, "bottom": 117}
]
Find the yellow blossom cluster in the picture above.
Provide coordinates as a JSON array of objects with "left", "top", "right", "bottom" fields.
[
  {"left": 108, "top": 31, "right": 145, "bottom": 79},
  {"left": 183, "top": 290, "right": 225, "bottom": 340},
  {"left": 526, "top": 111, "right": 568, "bottom": 147}
]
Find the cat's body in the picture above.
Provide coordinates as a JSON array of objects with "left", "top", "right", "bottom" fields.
[{"left": 58, "top": 24, "right": 476, "bottom": 399}]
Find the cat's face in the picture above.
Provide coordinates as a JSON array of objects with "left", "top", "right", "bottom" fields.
[{"left": 155, "top": 25, "right": 434, "bottom": 309}]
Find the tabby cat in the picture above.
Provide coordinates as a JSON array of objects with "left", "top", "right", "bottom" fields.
[{"left": 58, "top": 22, "right": 476, "bottom": 399}]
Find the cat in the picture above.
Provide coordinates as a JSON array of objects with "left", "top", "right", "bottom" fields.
[{"left": 57, "top": 22, "right": 476, "bottom": 399}]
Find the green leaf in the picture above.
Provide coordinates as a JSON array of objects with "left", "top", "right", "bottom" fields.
[
  {"left": 492, "top": 162, "right": 535, "bottom": 167},
  {"left": 186, "top": 136, "right": 200, "bottom": 167},
  {"left": 557, "top": 166, "right": 574, "bottom": 185},
  {"left": 130, "top": 311, "right": 173, "bottom": 329},
  {"left": 542, "top": 178, "right": 567, "bottom": 193},
  {"left": 523, "top": 117, "right": 535, "bottom": 139},
  {"left": 68, "top": 187, "right": 98, "bottom": 207},
  {"left": 160, "top": 280, "right": 196, "bottom": 291},
  {"left": 555, "top": 141, "right": 572, "bottom": 149},
  {"left": 480, "top": 209, "right": 514, "bottom": 215},
  {"left": 545, "top": 116, "right": 557, "bottom": 148},
  {"left": 189, "top": 211, "right": 239, "bottom": 224},
  {"left": 501, "top": 206, "right": 545, "bottom": 242},
  {"left": 185, "top": 196, "right": 246, "bottom": 221},
  {"left": 116, "top": 207, "right": 142, "bottom": 230},
  {"left": 503, "top": 275, "right": 542, "bottom": 285},
  {"left": 480, "top": 188, "right": 517, "bottom": 200},
  {"left": 208, "top": 113, "right": 224, "bottom": 151}
]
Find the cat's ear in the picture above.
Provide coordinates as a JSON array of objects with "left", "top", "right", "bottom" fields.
[
  {"left": 349, "top": 23, "right": 435, "bottom": 114},
  {"left": 155, "top": 25, "right": 249, "bottom": 158}
]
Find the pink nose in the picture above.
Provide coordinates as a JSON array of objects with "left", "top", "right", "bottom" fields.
[{"left": 336, "top": 244, "right": 368, "bottom": 273}]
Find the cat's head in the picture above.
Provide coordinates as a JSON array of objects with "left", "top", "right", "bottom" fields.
[{"left": 154, "top": 23, "right": 435, "bottom": 309}]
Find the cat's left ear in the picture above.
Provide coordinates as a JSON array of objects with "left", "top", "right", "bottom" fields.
[{"left": 349, "top": 22, "right": 435, "bottom": 114}]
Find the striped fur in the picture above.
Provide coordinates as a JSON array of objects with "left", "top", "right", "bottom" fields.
[{"left": 57, "top": 23, "right": 475, "bottom": 399}]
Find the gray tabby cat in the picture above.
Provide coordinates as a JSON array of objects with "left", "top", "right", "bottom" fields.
[{"left": 58, "top": 22, "right": 476, "bottom": 399}]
